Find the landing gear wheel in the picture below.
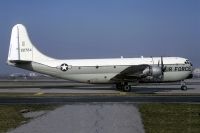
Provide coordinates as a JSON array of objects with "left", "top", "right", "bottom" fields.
[
  {"left": 123, "top": 85, "right": 132, "bottom": 92},
  {"left": 181, "top": 85, "right": 187, "bottom": 91},
  {"left": 180, "top": 80, "right": 187, "bottom": 91},
  {"left": 115, "top": 83, "right": 131, "bottom": 92}
]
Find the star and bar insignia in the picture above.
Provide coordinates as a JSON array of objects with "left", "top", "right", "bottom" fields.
[{"left": 60, "top": 63, "right": 68, "bottom": 71}]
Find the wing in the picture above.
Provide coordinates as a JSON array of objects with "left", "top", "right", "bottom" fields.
[{"left": 111, "top": 64, "right": 150, "bottom": 82}]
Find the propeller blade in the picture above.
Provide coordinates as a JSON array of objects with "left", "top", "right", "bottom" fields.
[
  {"left": 160, "top": 56, "right": 166, "bottom": 75},
  {"left": 161, "top": 56, "right": 163, "bottom": 69}
]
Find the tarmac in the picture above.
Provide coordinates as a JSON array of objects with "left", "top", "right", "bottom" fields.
[
  {"left": 1, "top": 96, "right": 200, "bottom": 104},
  {"left": 0, "top": 79, "right": 200, "bottom": 94}
]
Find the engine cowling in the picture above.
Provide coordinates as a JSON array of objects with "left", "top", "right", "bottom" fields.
[{"left": 143, "top": 66, "right": 162, "bottom": 77}]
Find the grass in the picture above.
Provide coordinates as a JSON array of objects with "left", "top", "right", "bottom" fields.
[
  {"left": 139, "top": 104, "right": 200, "bottom": 133},
  {"left": 0, "top": 104, "right": 58, "bottom": 133}
]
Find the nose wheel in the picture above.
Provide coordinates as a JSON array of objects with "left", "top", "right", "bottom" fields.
[
  {"left": 181, "top": 85, "right": 187, "bottom": 91},
  {"left": 180, "top": 81, "right": 187, "bottom": 91}
]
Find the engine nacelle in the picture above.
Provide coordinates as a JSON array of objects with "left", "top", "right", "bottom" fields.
[{"left": 143, "top": 66, "right": 162, "bottom": 77}]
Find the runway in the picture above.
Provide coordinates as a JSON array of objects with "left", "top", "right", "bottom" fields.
[
  {"left": 1, "top": 79, "right": 200, "bottom": 104},
  {"left": 1, "top": 95, "right": 200, "bottom": 104},
  {"left": 1, "top": 81, "right": 200, "bottom": 94}
]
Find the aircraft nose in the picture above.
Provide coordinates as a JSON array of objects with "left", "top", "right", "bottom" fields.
[
  {"left": 186, "top": 73, "right": 193, "bottom": 79},
  {"left": 188, "top": 60, "right": 193, "bottom": 79},
  {"left": 190, "top": 62, "right": 193, "bottom": 67}
]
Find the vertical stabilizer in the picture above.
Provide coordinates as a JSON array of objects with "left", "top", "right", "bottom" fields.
[{"left": 8, "top": 24, "right": 53, "bottom": 63}]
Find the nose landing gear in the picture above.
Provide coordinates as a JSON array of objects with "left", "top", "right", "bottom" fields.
[{"left": 180, "top": 80, "right": 187, "bottom": 91}]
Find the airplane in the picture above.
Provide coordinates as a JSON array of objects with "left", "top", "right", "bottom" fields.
[{"left": 7, "top": 24, "right": 193, "bottom": 92}]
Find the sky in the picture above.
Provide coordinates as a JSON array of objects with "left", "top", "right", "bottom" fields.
[{"left": 0, "top": 0, "right": 199, "bottom": 74}]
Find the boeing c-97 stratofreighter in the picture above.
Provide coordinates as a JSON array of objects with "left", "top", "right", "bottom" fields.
[{"left": 7, "top": 24, "right": 193, "bottom": 92}]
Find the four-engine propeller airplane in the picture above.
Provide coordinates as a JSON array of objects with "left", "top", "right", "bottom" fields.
[{"left": 7, "top": 24, "right": 193, "bottom": 92}]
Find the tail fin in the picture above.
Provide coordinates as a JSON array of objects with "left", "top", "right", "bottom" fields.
[{"left": 8, "top": 24, "right": 53, "bottom": 64}]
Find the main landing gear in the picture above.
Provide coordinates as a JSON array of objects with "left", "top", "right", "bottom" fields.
[
  {"left": 116, "top": 83, "right": 132, "bottom": 92},
  {"left": 180, "top": 80, "right": 187, "bottom": 91}
]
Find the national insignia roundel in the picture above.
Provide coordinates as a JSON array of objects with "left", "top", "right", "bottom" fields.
[{"left": 60, "top": 63, "right": 68, "bottom": 71}]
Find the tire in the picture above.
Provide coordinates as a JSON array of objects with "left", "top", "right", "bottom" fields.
[
  {"left": 181, "top": 85, "right": 187, "bottom": 91},
  {"left": 123, "top": 85, "right": 131, "bottom": 92}
]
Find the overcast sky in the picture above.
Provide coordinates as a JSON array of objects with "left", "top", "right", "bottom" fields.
[{"left": 0, "top": 0, "right": 199, "bottom": 74}]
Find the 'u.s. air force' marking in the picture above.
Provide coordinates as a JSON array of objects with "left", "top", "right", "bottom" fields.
[
  {"left": 60, "top": 63, "right": 68, "bottom": 71},
  {"left": 165, "top": 66, "right": 191, "bottom": 72}
]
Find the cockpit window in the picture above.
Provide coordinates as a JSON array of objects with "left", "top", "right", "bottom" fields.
[
  {"left": 185, "top": 60, "right": 191, "bottom": 65},
  {"left": 185, "top": 60, "right": 188, "bottom": 64}
]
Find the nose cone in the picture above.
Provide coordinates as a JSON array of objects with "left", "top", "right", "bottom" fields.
[
  {"left": 187, "top": 60, "right": 193, "bottom": 79},
  {"left": 186, "top": 73, "right": 193, "bottom": 79}
]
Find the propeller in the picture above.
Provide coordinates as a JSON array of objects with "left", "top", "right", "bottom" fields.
[{"left": 158, "top": 56, "right": 166, "bottom": 76}]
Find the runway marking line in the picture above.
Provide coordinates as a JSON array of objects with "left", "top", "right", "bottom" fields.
[
  {"left": 34, "top": 92, "right": 44, "bottom": 96},
  {"left": 119, "top": 92, "right": 127, "bottom": 95}
]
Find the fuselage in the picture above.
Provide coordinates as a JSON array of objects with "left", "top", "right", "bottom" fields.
[{"left": 20, "top": 57, "right": 192, "bottom": 84}]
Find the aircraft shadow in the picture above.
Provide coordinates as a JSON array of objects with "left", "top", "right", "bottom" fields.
[{"left": 41, "top": 85, "right": 115, "bottom": 91}]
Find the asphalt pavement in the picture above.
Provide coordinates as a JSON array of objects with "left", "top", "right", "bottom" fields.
[
  {"left": 8, "top": 103, "right": 145, "bottom": 133},
  {"left": 1, "top": 95, "right": 200, "bottom": 104}
]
